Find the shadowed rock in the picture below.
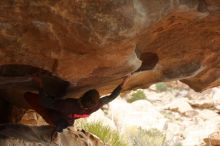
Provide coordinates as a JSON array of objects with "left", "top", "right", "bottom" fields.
[{"left": 0, "top": 124, "right": 106, "bottom": 146}]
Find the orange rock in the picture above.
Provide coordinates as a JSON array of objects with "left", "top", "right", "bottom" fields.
[{"left": 0, "top": 0, "right": 219, "bottom": 94}]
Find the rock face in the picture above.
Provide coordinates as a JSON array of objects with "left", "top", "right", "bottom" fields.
[
  {"left": 0, "top": 124, "right": 106, "bottom": 146},
  {"left": 0, "top": 0, "right": 220, "bottom": 144},
  {"left": 125, "top": 0, "right": 220, "bottom": 92},
  {"left": 0, "top": 0, "right": 219, "bottom": 95}
]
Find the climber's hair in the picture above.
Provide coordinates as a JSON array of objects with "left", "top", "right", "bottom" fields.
[{"left": 80, "top": 89, "right": 100, "bottom": 108}]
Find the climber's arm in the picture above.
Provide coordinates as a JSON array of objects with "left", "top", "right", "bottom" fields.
[{"left": 99, "top": 84, "right": 122, "bottom": 105}]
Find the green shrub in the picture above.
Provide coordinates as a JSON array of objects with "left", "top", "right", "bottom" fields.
[
  {"left": 127, "top": 90, "right": 146, "bottom": 103},
  {"left": 76, "top": 120, "right": 127, "bottom": 146},
  {"left": 155, "top": 82, "right": 167, "bottom": 92},
  {"left": 161, "top": 111, "right": 173, "bottom": 120},
  {"left": 125, "top": 127, "right": 167, "bottom": 146},
  {"left": 173, "top": 143, "right": 182, "bottom": 146}
]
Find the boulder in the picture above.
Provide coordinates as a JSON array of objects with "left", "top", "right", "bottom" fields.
[
  {"left": 0, "top": 0, "right": 219, "bottom": 94},
  {"left": 85, "top": 109, "right": 117, "bottom": 129},
  {"left": 0, "top": 124, "right": 106, "bottom": 146},
  {"left": 0, "top": 0, "right": 220, "bottom": 145},
  {"left": 165, "top": 98, "right": 193, "bottom": 114},
  {"left": 204, "top": 132, "right": 220, "bottom": 146},
  {"left": 213, "top": 88, "right": 220, "bottom": 105},
  {"left": 109, "top": 99, "right": 167, "bottom": 132}
]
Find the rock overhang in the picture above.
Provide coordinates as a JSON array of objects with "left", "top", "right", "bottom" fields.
[{"left": 0, "top": 0, "right": 219, "bottom": 96}]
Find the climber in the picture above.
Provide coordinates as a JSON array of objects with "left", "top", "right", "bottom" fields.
[
  {"left": 24, "top": 77, "right": 128, "bottom": 133},
  {"left": 24, "top": 91, "right": 72, "bottom": 140},
  {"left": 0, "top": 88, "right": 70, "bottom": 140},
  {"left": 56, "top": 81, "right": 124, "bottom": 120}
]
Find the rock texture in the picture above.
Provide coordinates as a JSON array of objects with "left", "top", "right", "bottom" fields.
[
  {"left": 0, "top": 0, "right": 220, "bottom": 145},
  {"left": 125, "top": 1, "right": 220, "bottom": 92},
  {"left": 0, "top": 0, "right": 219, "bottom": 95},
  {"left": 0, "top": 124, "right": 106, "bottom": 146},
  {"left": 108, "top": 83, "right": 220, "bottom": 146}
]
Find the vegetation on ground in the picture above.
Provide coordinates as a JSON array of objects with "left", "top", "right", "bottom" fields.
[
  {"left": 125, "top": 127, "right": 167, "bottom": 146},
  {"left": 76, "top": 120, "right": 127, "bottom": 146},
  {"left": 155, "top": 82, "right": 168, "bottom": 92},
  {"left": 127, "top": 90, "right": 146, "bottom": 103},
  {"left": 173, "top": 143, "right": 182, "bottom": 146}
]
